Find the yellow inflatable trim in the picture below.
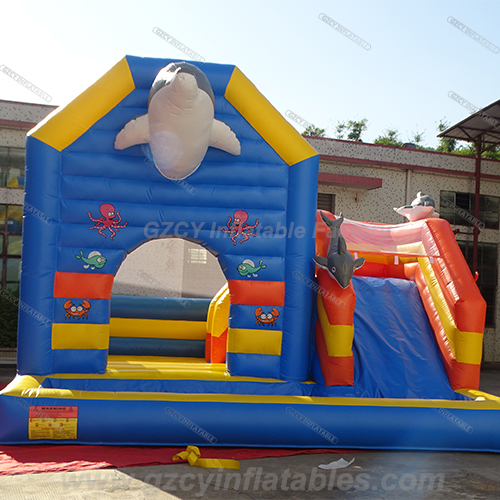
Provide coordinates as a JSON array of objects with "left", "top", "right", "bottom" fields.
[
  {"left": 227, "top": 328, "right": 282, "bottom": 356},
  {"left": 206, "top": 283, "right": 230, "bottom": 338},
  {"left": 52, "top": 323, "right": 109, "bottom": 350},
  {"left": 109, "top": 318, "right": 206, "bottom": 340},
  {"left": 225, "top": 66, "right": 317, "bottom": 167},
  {"left": 418, "top": 258, "right": 482, "bottom": 365},
  {"left": 458, "top": 388, "right": 500, "bottom": 403},
  {"left": 44, "top": 356, "right": 300, "bottom": 383},
  {"left": 30, "top": 57, "right": 135, "bottom": 151},
  {"left": 3, "top": 375, "right": 500, "bottom": 410},
  {"left": 317, "top": 295, "right": 354, "bottom": 357}
]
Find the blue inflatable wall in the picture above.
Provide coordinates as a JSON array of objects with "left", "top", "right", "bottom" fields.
[{"left": 19, "top": 56, "right": 319, "bottom": 381}]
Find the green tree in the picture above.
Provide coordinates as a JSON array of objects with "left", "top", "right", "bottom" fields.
[
  {"left": 0, "top": 288, "right": 19, "bottom": 348},
  {"left": 435, "top": 118, "right": 500, "bottom": 158},
  {"left": 374, "top": 128, "right": 403, "bottom": 147},
  {"left": 347, "top": 119, "right": 368, "bottom": 141},
  {"left": 411, "top": 131, "right": 425, "bottom": 145},
  {"left": 481, "top": 146, "right": 500, "bottom": 159},
  {"left": 335, "top": 122, "right": 346, "bottom": 139},
  {"left": 407, "top": 130, "right": 430, "bottom": 149},
  {"left": 405, "top": 130, "right": 436, "bottom": 151},
  {"left": 335, "top": 119, "right": 368, "bottom": 142},
  {"left": 436, "top": 119, "right": 457, "bottom": 153},
  {"left": 452, "top": 143, "right": 500, "bottom": 159},
  {"left": 302, "top": 125, "right": 326, "bottom": 137}
]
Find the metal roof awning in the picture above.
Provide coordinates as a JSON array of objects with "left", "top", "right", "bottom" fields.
[
  {"left": 437, "top": 96, "right": 500, "bottom": 276},
  {"left": 438, "top": 96, "right": 500, "bottom": 149}
]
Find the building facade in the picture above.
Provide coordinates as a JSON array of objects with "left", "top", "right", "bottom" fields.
[
  {"left": 1, "top": 100, "right": 498, "bottom": 361},
  {"left": 309, "top": 136, "right": 499, "bottom": 362},
  {"left": 0, "top": 100, "right": 56, "bottom": 290}
]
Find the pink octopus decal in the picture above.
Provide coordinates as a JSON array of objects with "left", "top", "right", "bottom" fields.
[
  {"left": 88, "top": 203, "right": 128, "bottom": 240},
  {"left": 220, "top": 210, "right": 259, "bottom": 245}
]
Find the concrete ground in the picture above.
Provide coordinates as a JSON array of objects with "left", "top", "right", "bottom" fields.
[{"left": 0, "top": 362, "right": 499, "bottom": 499}]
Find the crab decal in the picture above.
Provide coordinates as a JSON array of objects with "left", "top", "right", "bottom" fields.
[
  {"left": 88, "top": 203, "right": 128, "bottom": 240},
  {"left": 255, "top": 307, "right": 280, "bottom": 327},
  {"left": 64, "top": 300, "right": 91, "bottom": 320},
  {"left": 220, "top": 210, "right": 259, "bottom": 246}
]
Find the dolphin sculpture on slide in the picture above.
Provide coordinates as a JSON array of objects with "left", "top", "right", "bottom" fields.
[
  {"left": 114, "top": 62, "right": 241, "bottom": 180},
  {"left": 394, "top": 191, "right": 439, "bottom": 222},
  {"left": 314, "top": 212, "right": 365, "bottom": 289}
]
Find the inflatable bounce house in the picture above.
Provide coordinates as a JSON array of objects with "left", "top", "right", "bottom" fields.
[{"left": 1, "top": 56, "right": 499, "bottom": 452}]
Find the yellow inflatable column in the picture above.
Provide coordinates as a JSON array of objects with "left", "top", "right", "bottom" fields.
[{"left": 205, "top": 284, "right": 230, "bottom": 363}]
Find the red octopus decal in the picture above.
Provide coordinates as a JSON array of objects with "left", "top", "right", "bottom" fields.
[
  {"left": 88, "top": 203, "right": 128, "bottom": 240},
  {"left": 220, "top": 210, "right": 259, "bottom": 245}
]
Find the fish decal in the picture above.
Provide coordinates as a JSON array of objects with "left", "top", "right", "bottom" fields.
[
  {"left": 76, "top": 250, "right": 107, "bottom": 270},
  {"left": 237, "top": 259, "right": 267, "bottom": 277}
]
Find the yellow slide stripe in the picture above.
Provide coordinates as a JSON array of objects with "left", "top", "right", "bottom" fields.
[
  {"left": 30, "top": 57, "right": 135, "bottom": 151},
  {"left": 317, "top": 295, "right": 354, "bottom": 357},
  {"left": 418, "top": 257, "right": 483, "bottom": 365},
  {"left": 227, "top": 328, "right": 282, "bottom": 356},
  {"left": 225, "top": 67, "right": 318, "bottom": 166},
  {"left": 52, "top": 324, "right": 109, "bottom": 350},
  {"left": 109, "top": 318, "right": 206, "bottom": 340}
]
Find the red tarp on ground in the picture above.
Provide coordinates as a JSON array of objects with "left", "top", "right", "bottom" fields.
[{"left": 0, "top": 445, "right": 354, "bottom": 476}]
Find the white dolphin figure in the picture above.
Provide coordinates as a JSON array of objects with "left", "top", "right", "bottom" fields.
[
  {"left": 114, "top": 62, "right": 241, "bottom": 180},
  {"left": 394, "top": 192, "right": 440, "bottom": 222}
]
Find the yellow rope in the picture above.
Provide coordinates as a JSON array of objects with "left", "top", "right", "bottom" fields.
[{"left": 173, "top": 446, "right": 240, "bottom": 470}]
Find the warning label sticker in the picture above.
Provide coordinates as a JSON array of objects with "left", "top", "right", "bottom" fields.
[{"left": 29, "top": 406, "right": 78, "bottom": 440}]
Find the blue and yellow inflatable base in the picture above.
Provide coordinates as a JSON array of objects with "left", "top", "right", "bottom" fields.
[{"left": 1, "top": 362, "right": 500, "bottom": 451}]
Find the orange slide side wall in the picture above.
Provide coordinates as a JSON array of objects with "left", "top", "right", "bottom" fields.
[
  {"left": 416, "top": 219, "right": 485, "bottom": 390},
  {"left": 315, "top": 268, "right": 356, "bottom": 386},
  {"left": 314, "top": 212, "right": 486, "bottom": 390}
]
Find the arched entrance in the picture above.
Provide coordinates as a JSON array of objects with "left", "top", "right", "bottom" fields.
[
  {"left": 112, "top": 238, "right": 226, "bottom": 299},
  {"left": 109, "top": 237, "right": 228, "bottom": 360}
]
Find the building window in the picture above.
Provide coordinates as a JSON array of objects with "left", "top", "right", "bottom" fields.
[
  {"left": 440, "top": 191, "right": 499, "bottom": 230},
  {"left": 317, "top": 192, "right": 335, "bottom": 213},
  {"left": 0, "top": 204, "right": 23, "bottom": 290},
  {"left": 457, "top": 240, "right": 497, "bottom": 327},
  {"left": 0, "top": 147, "right": 25, "bottom": 189},
  {"left": 187, "top": 248, "right": 207, "bottom": 264}
]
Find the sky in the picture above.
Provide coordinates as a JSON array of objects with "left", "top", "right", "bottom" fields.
[{"left": 1, "top": 0, "right": 499, "bottom": 149}]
